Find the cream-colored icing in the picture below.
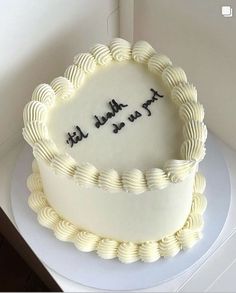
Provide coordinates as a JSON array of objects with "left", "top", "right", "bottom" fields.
[
  {"left": 32, "top": 83, "right": 55, "bottom": 107},
  {"left": 90, "top": 43, "right": 112, "bottom": 65},
  {"left": 33, "top": 139, "right": 58, "bottom": 163},
  {"left": 23, "top": 101, "right": 47, "bottom": 125},
  {"left": 22, "top": 121, "right": 48, "bottom": 146},
  {"left": 171, "top": 83, "right": 197, "bottom": 106},
  {"left": 50, "top": 77, "right": 74, "bottom": 100},
  {"left": 162, "top": 66, "right": 187, "bottom": 89},
  {"left": 64, "top": 65, "right": 85, "bottom": 88},
  {"left": 73, "top": 53, "right": 96, "bottom": 73},
  {"left": 27, "top": 165, "right": 206, "bottom": 263},
  {"left": 183, "top": 120, "right": 207, "bottom": 142},
  {"left": 132, "top": 40, "right": 156, "bottom": 63},
  {"left": 193, "top": 172, "right": 206, "bottom": 193},
  {"left": 148, "top": 54, "right": 172, "bottom": 76},
  {"left": 179, "top": 101, "right": 205, "bottom": 122},
  {"left": 23, "top": 39, "right": 208, "bottom": 263},
  {"left": 22, "top": 39, "right": 207, "bottom": 194},
  {"left": 110, "top": 38, "right": 131, "bottom": 61}
]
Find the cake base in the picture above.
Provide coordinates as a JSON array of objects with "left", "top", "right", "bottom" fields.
[{"left": 10, "top": 133, "right": 231, "bottom": 291}]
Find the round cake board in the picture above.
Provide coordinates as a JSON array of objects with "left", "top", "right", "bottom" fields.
[{"left": 11, "top": 133, "right": 231, "bottom": 291}]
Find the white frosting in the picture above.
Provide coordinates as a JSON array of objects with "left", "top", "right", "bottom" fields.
[
  {"left": 33, "top": 139, "right": 58, "bottom": 163},
  {"left": 162, "top": 66, "right": 187, "bottom": 89},
  {"left": 73, "top": 53, "right": 96, "bottom": 73},
  {"left": 171, "top": 83, "right": 197, "bottom": 106},
  {"left": 32, "top": 83, "right": 55, "bottom": 106},
  {"left": 132, "top": 40, "right": 155, "bottom": 63},
  {"left": 64, "top": 65, "right": 85, "bottom": 88},
  {"left": 110, "top": 38, "right": 131, "bottom": 61},
  {"left": 193, "top": 172, "right": 206, "bottom": 193},
  {"left": 23, "top": 101, "right": 47, "bottom": 125},
  {"left": 179, "top": 101, "right": 205, "bottom": 122},
  {"left": 90, "top": 43, "right": 112, "bottom": 65},
  {"left": 148, "top": 54, "right": 172, "bottom": 76},
  {"left": 22, "top": 121, "right": 48, "bottom": 146},
  {"left": 27, "top": 167, "right": 206, "bottom": 263},
  {"left": 23, "top": 39, "right": 207, "bottom": 263},
  {"left": 51, "top": 77, "right": 74, "bottom": 100}
]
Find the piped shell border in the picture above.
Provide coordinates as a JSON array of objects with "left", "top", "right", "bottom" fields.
[
  {"left": 22, "top": 38, "right": 207, "bottom": 194},
  {"left": 27, "top": 159, "right": 207, "bottom": 264}
]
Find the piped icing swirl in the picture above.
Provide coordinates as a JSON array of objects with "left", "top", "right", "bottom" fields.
[
  {"left": 159, "top": 235, "right": 180, "bottom": 257},
  {"left": 38, "top": 206, "right": 60, "bottom": 229},
  {"left": 98, "top": 169, "right": 122, "bottom": 192},
  {"left": 171, "top": 83, "right": 197, "bottom": 106},
  {"left": 145, "top": 168, "right": 169, "bottom": 190},
  {"left": 54, "top": 220, "right": 77, "bottom": 242},
  {"left": 28, "top": 191, "right": 47, "bottom": 213},
  {"left": 138, "top": 241, "right": 160, "bottom": 262},
  {"left": 27, "top": 173, "right": 43, "bottom": 192},
  {"left": 51, "top": 153, "right": 76, "bottom": 177},
  {"left": 164, "top": 160, "right": 196, "bottom": 182},
  {"left": 90, "top": 43, "right": 112, "bottom": 65},
  {"left": 33, "top": 139, "right": 58, "bottom": 163},
  {"left": 183, "top": 120, "right": 207, "bottom": 143},
  {"left": 27, "top": 167, "right": 207, "bottom": 263},
  {"left": 191, "top": 193, "right": 207, "bottom": 215},
  {"left": 176, "top": 229, "right": 202, "bottom": 249},
  {"left": 51, "top": 77, "right": 74, "bottom": 100},
  {"left": 162, "top": 66, "right": 187, "bottom": 89},
  {"left": 122, "top": 169, "right": 147, "bottom": 194},
  {"left": 110, "top": 38, "right": 132, "bottom": 61},
  {"left": 64, "top": 65, "right": 85, "bottom": 88},
  {"left": 73, "top": 53, "right": 96, "bottom": 73},
  {"left": 117, "top": 242, "right": 139, "bottom": 264},
  {"left": 181, "top": 139, "right": 206, "bottom": 161},
  {"left": 132, "top": 40, "right": 155, "bottom": 63},
  {"left": 74, "top": 163, "right": 99, "bottom": 187},
  {"left": 97, "top": 239, "right": 119, "bottom": 259},
  {"left": 23, "top": 101, "right": 47, "bottom": 125},
  {"left": 22, "top": 121, "right": 48, "bottom": 146},
  {"left": 148, "top": 54, "right": 172, "bottom": 76},
  {"left": 193, "top": 172, "right": 206, "bottom": 193},
  {"left": 32, "top": 83, "right": 55, "bottom": 107},
  {"left": 74, "top": 231, "right": 100, "bottom": 252},
  {"left": 179, "top": 101, "right": 205, "bottom": 122}
]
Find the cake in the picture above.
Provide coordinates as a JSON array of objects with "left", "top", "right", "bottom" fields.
[{"left": 23, "top": 38, "right": 207, "bottom": 263}]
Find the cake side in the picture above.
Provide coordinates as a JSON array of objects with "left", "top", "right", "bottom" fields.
[{"left": 28, "top": 159, "right": 207, "bottom": 263}]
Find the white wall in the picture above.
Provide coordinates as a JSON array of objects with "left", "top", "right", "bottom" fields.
[
  {"left": 0, "top": 0, "right": 119, "bottom": 155},
  {"left": 132, "top": 0, "right": 236, "bottom": 150}
]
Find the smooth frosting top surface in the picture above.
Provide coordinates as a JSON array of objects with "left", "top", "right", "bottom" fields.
[{"left": 46, "top": 61, "right": 183, "bottom": 171}]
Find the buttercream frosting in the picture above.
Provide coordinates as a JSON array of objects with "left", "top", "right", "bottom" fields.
[
  {"left": 110, "top": 38, "right": 131, "bottom": 61},
  {"left": 162, "top": 66, "right": 187, "bottom": 89},
  {"left": 50, "top": 77, "right": 74, "bottom": 100},
  {"left": 27, "top": 166, "right": 207, "bottom": 263},
  {"left": 32, "top": 83, "right": 55, "bottom": 107},
  {"left": 90, "top": 43, "right": 112, "bottom": 65},
  {"left": 132, "top": 40, "right": 155, "bottom": 63},
  {"left": 148, "top": 53, "right": 172, "bottom": 76},
  {"left": 73, "top": 53, "right": 96, "bottom": 73},
  {"left": 23, "top": 101, "right": 47, "bottom": 125},
  {"left": 64, "top": 65, "right": 85, "bottom": 88},
  {"left": 171, "top": 83, "right": 197, "bottom": 106}
]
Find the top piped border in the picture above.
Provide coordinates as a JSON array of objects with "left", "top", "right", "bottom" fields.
[{"left": 22, "top": 38, "right": 207, "bottom": 194}]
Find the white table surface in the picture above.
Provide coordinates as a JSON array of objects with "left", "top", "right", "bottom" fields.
[{"left": 1, "top": 135, "right": 236, "bottom": 292}]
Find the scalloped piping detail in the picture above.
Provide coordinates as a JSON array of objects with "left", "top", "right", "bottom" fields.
[
  {"left": 22, "top": 38, "right": 207, "bottom": 193},
  {"left": 132, "top": 40, "right": 156, "bottom": 63},
  {"left": 27, "top": 168, "right": 207, "bottom": 263},
  {"left": 73, "top": 53, "right": 96, "bottom": 73},
  {"left": 90, "top": 43, "right": 112, "bottom": 65}
]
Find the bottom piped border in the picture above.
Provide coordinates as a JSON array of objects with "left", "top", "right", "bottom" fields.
[{"left": 27, "top": 159, "right": 207, "bottom": 264}]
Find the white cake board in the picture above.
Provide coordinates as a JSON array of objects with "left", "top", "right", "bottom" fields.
[{"left": 10, "top": 133, "right": 231, "bottom": 291}]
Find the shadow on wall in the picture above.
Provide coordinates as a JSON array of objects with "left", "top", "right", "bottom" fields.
[{"left": 0, "top": 0, "right": 118, "bottom": 157}]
